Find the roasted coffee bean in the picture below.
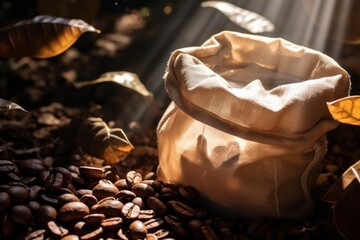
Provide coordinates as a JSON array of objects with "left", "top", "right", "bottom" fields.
[
  {"left": 146, "top": 196, "right": 168, "bottom": 217},
  {"left": 83, "top": 213, "right": 105, "bottom": 226},
  {"left": 170, "top": 223, "right": 188, "bottom": 238},
  {"left": 24, "top": 229, "right": 47, "bottom": 240},
  {"left": 103, "top": 166, "right": 118, "bottom": 182},
  {"left": 36, "top": 205, "right": 57, "bottom": 228},
  {"left": 9, "top": 204, "right": 32, "bottom": 225},
  {"left": 153, "top": 229, "right": 171, "bottom": 239},
  {"left": 52, "top": 167, "right": 73, "bottom": 186},
  {"left": 117, "top": 228, "right": 129, "bottom": 240},
  {"left": 58, "top": 193, "right": 80, "bottom": 207},
  {"left": 76, "top": 189, "right": 93, "bottom": 198},
  {"left": 187, "top": 219, "right": 203, "bottom": 239},
  {"left": 79, "top": 166, "right": 104, "bottom": 179},
  {"left": 91, "top": 199, "right": 123, "bottom": 218},
  {"left": 218, "top": 228, "right": 233, "bottom": 240},
  {"left": 58, "top": 201, "right": 90, "bottom": 223},
  {"left": 39, "top": 192, "right": 59, "bottom": 206},
  {"left": 0, "top": 215, "right": 16, "bottom": 237},
  {"left": 114, "top": 179, "right": 129, "bottom": 191},
  {"left": 92, "top": 179, "right": 119, "bottom": 200},
  {"left": 129, "top": 220, "right": 148, "bottom": 239},
  {"left": 132, "top": 197, "right": 144, "bottom": 209},
  {"left": 7, "top": 185, "right": 31, "bottom": 204},
  {"left": 23, "top": 176, "right": 37, "bottom": 185},
  {"left": 67, "top": 165, "right": 80, "bottom": 175},
  {"left": 195, "top": 208, "right": 208, "bottom": 218},
  {"left": 0, "top": 160, "right": 16, "bottom": 174},
  {"left": 164, "top": 215, "right": 183, "bottom": 226},
  {"left": 141, "top": 180, "right": 162, "bottom": 192},
  {"left": 16, "top": 159, "right": 46, "bottom": 176},
  {"left": 44, "top": 172, "right": 64, "bottom": 189},
  {"left": 126, "top": 171, "right": 142, "bottom": 186},
  {"left": 116, "top": 189, "right": 136, "bottom": 202},
  {"left": 145, "top": 233, "right": 158, "bottom": 240},
  {"left": 121, "top": 202, "right": 140, "bottom": 220},
  {"left": 98, "top": 196, "right": 115, "bottom": 203},
  {"left": 144, "top": 218, "right": 164, "bottom": 232},
  {"left": 0, "top": 191, "right": 10, "bottom": 211},
  {"left": 80, "top": 194, "right": 98, "bottom": 208},
  {"left": 178, "top": 186, "right": 197, "bottom": 200},
  {"left": 30, "top": 185, "right": 41, "bottom": 200},
  {"left": 61, "top": 234, "right": 80, "bottom": 240},
  {"left": 160, "top": 187, "right": 178, "bottom": 201},
  {"left": 143, "top": 172, "right": 156, "bottom": 181},
  {"left": 47, "top": 220, "right": 69, "bottom": 238},
  {"left": 70, "top": 172, "right": 85, "bottom": 185},
  {"left": 132, "top": 182, "right": 155, "bottom": 198},
  {"left": 201, "top": 225, "right": 219, "bottom": 240},
  {"left": 80, "top": 226, "right": 103, "bottom": 240},
  {"left": 101, "top": 217, "right": 123, "bottom": 231},
  {"left": 28, "top": 200, "right": 41, "bottom": 214},
  {"left": 167, "top": 200, "right": 196, "bottom": 219},
  {"left": 138, "top": 209, "right": 156, "bottom": 220},
  {"left": 72, "top": 221, "right": 86, "bottom": 235}
]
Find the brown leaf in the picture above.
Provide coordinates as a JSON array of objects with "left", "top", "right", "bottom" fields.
[
  {"left": 74, "top": 71, "right": 153, "bottom": 98},
  {"left": 77, "top": 117, "right": 134, "bottom": 164},
  {"left": 327, "top": 96, "right": 360, "bottom": 126},
  {"left": 201, "top": 1, "right": 274, "bottom": 33},
  {"left": 0, "top": 15, "right": 100, "bottom": 58},
  {"left": 322, "top": 160, "right": 360, "bottom": 203},
  {"left": 0, "top": 98, "right": 28, "bottom": 112}
]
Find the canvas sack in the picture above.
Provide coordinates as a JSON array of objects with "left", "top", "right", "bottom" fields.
[{"left": 157, "top": 31, "right": 350, "bottom": 219}]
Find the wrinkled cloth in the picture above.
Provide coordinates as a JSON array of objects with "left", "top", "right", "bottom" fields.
[{"left": 157, "top": 31, "right": 350, "bottom": 219}]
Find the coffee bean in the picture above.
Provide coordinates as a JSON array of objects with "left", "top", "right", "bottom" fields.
[
  {"left": 117, "top": 228, "right": 129, "bottom": 240},
  {"left": 132, "top": 197, "right": 144, "bottom": 209},
  {"left": 67, "top": 165, "right": 80, "bottom": 175},
  {"left": 0, "top": 160, "right": 16, "bottom": 174},
  {"left": 164, "top": 215, "right": 183, "bottom": 226},
  {"left": 153, "top": 229, "right": 170, "bottom": 239},
  {"left": 52, "top": 167, "right": 73, "bottom": 186},
  {"left": 126, "top": 171, "right": 142, "bottom": 186},
  {"left": 30, "top": 185, "right": 41, "bottom": 200},
  {"left": 24, "top": 229, "right": 47, "bottom": 240},
  {"left": 114, "top": 179, "right": 129, "bottom": 191},
  {"left": 144, "top": 218, "right": 164, "bottom": 232},
  {"left": 76, "top": 189, "right": 93, "bottom": 198},
  {"left": 0, "top": 192, "right": 10, "bottom": 211},
  {"left": 211, "top": 218, "right": 236, "bottom": 229},
  {"left": 160, "top": 187, "right": 178, "bottom": 201},
  {"left": 167, "top": 200, "right": 196, "bottom": 219},
  {"left": 138, "top": 209, "right": 156, "bottom": 220},
  {"left": 58, "top": 201, "right": 90, "bottom": 223},
  {"left": 92, "top": 179, "right": 119, "bottom": 200},
  {"left": 116, "top": 189, "right": 137, "bottom": 202},
  {"left": 70, "top": 172, "right": 85, "bottom": 185},
  {"left": 98, "top": 196, "right": 115, "bottom": 203},
  {"left": 36, "top": 205, "right": 57, "bottom": 228},
  {"left": 83, "top": 213, "right": 105, "bottom": 226},
  {"left": 132, "top": 182, "right": 155, "bottom": 198},
  {"left": 44, "top": 172, "right": 64, "bottom": 189},
  {"left": 79, "top": 166, "right": 104, "bottom": 179},
  {"left": 47, "top": 220, "right": 69, "bottom": 238},
  {"left": 186, "top": 219, "right": 203, "bottom": 239},
  {"left": 91, "top": 199, "right": 123, "bottom": 218},
  {"left": 178, "top": 186, "right": 197, "bottom": 200},
  {"left": 145, "top": 233, "right": 158, "bottom": 240},
  {"left": 7, "top": 185, "right": 31, "bottom": 205},
  {"left": 58, "top": 193, "right": 80, "bottom": 207},
  {"left": 143, "top": 172, "right": 156, "bottom": 180},
  {"left": 101, "top": 217, "right": 123, "bottom": 231},
  {"left": 201, "top": 225, "right": 219, "bottom": 240},
  {"left": 72, "top": 221, "right": 86, "bottom": 235},
  {"left": 28, "top": 200, "right": 41, "bottom": 214},
  {"left": 80, "top": 194, "right": 98, "bottom": 208},
  {"left": 121, "top": 202, "right": 140, "bottom": 220},
  {"left": 61, "top": 234, "right": 80, "bottom": 240},
  {"left": 146, "top": 196, "right": 168, "bottom": 217},
  {"left": 39, "top": 192, "right": 59, "bottom": 206},
  {"left": 141, "top": 180, "right": 161, "bottom": 192},
  {"left": 0, "top": 215, "right": 16, "bottom": 237},
  {"left": 218, "top": 228, "right": 233, "bottom": 240},
  {"left": 10, "top": 205, "right": 32, "bottom": 225},
  {"left": 80, "top": 226, "right": 103, "bottom": 240},
  {"left": 16, "top": 159, "right": 46, "bottom": 176},
  {"left": 129, "top": 220, "right": 148, "bottom": 239},
  {"left": 170, "top": 223, "right": 188, "bottom": 238}
]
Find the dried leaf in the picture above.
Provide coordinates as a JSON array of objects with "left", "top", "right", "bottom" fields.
[
  {"left": 327, "top": 96, "right": 360, "bottom": 126},
  {"left": 334, "top": 180, "right": 360, "bottom": 240},
  {"left": 0, "top": 98, "right": 28, "bottom": 112},
  {"left": 77, "top": 117, "right": 134, "bottom": 164},
  {"left": 0, "top": 15, "right": 100, "bottom": 58},
  {"left": 74, "top": 71, "right": 153, "bottom": 98},
  {"left": 201, "top": 1, "right": 274, "bottom": 33},
  {"left": 322, "top": 160, "right": 360, "bottom": 203}
]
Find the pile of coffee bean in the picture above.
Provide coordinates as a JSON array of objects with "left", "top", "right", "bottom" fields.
[{"left": 0, "top": 159, "right": 334, "bottom": 240}]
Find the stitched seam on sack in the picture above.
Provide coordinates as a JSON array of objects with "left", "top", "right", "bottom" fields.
[{"left": 273, "top": 159, "right": 281, "bottom": 218}]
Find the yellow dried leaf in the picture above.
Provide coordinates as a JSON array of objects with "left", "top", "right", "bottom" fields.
[
  {"left": 0, "top": 15, "right": 100, "bottom": 58},
  {"left": 327, "top": 96, "right": 360, "bottom": 126}
]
